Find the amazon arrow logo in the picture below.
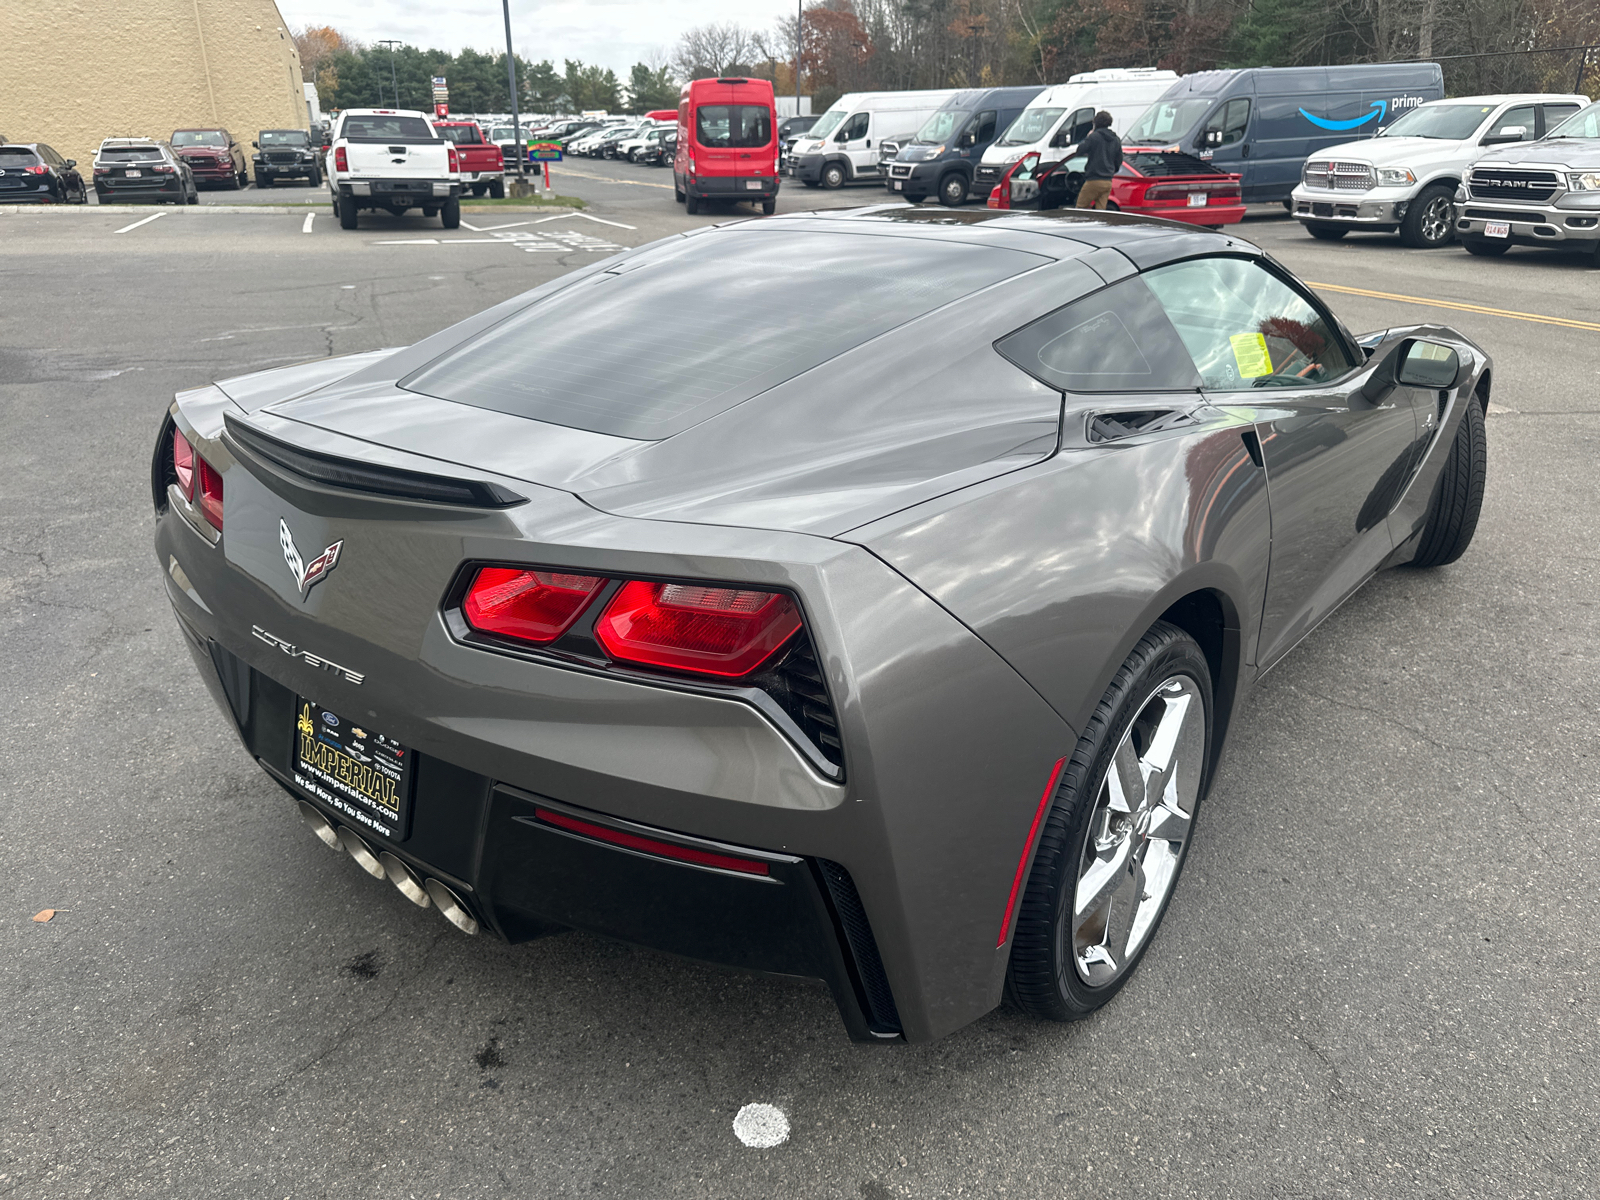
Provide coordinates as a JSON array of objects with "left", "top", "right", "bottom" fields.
[{"left": 1300, "top": 100, "right": 1388, "bottom": 132}]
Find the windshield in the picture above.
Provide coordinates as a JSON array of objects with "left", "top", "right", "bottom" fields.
[
  {"left": 1378, "top": 104, "right": 1494, "bottom": 140},
  {"left": 998, "top": 107, "right": 1066, "bottom": 147},
  {"left": 808, "top": 109, "right": 847, "bottom": 140},
  {"left": 916, "top": 109, "right": 971, "bottom": 144},
  {"left": 1550, "top": 101, "right": 1600, "bottom": 138},
  {"left": 172, "top": 131, "right": 226, "bottom": 147},
  {"left": 696, "top": 104, "right": 772, "bottom": 148},
  {"left": 260, "top": 130, "right": 311, "bottom": 146},
  {"left": 489, "top": 127, "right": 516, "bottom": 141},
  {"left": 1126, "top": 99, "right": 1214, "bottom": 144}
]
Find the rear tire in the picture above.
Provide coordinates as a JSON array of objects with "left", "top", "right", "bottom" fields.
[
  {"left": 1005, "top": 622, "right": 1213, "bottom": 1021},
  {"left": 1408, "top": 392, "right": 1486, "bottom": 568},
  {"left": 1305, "top": 222, "right": 1348, "bottom": 241},
  {"left": 489, "top": 180, "right": 505, "bottom": 199},
  {"left": 1399, "top": 183, "right": 1456, "bottom": 249},
  {"left": 440, "top": 197, "right": 460, "bottom": 229},
  {"left": 308, "top": 167, "right": 322, "bottom": 188},
  {"left": 685, "top": 191, "right": 701, "bottom": 215},
  {"left": 1461, "top": 237, "right": 1509, "bottom": 257},
  {"left": 338, "top": 192, "right": 358, "bottom": 229},
  {"left": 937, "top": 173, "right": 967, "bottom": 207},
  {"left": 761, "top": 197, "right": 776, "bottom": 216}
]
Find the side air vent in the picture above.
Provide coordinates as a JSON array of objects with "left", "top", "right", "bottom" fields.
[
  {"left": 754, "top": 635, "right": 844, "bottom": 770},
  {"left": 1088, "top": 409, "right": 1195, "bottom": 442},
  {"left": 151, "top": 413, "right": 178, "bottom": 513},
  {"left": 224, "top": 415, "right": 527, "bottom": 508},
  {"left": 815, "top": 859, "right": 902, "bottom": 1037}
]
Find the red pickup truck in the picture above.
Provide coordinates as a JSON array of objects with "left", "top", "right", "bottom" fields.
[{"left": 434, "top": 121, "right": 505, "bottom": 198}]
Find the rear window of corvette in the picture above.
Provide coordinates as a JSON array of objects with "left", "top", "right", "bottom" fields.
[{"left": 401, "top": 230, "right": 1044, "bottom": 440}]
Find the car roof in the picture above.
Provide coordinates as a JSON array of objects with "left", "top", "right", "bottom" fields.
[{"left": 1412, "top": 93, "right": 1590, "bottom": 106}]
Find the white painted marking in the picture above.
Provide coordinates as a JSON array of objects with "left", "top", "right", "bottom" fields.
[
  {"left": 533, "top": 212, "right": 636, "bottom": 229},
  {"left": 733, "top": 1104, "right": 790, "bottom": 1148},
  {"left": 340, "top": 285, "right": 356, "bottom": 289},
  {"left": 469, "top": 220, "right": 533, "bottom": 232},
  {"left": 301, "top": 213, "right": 315, "bottom": 234},
  {"left": 372, "top": 239, "right": 440, "bottom": 244},
  {"left": 459, "top": 220, "right": 483, "bottom": 231},
  {"left": 114, "top": 212, "right": 166, "bottom": 234}
]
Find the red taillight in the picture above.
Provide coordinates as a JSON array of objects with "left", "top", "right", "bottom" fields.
[
  {"left": 172, "top": 428, "right": 195, "bottom": 500},
  {"left": 155, "top": 164, "right": 176, "bottom": 174},
  {"left": 447, "top": 144, "right": 460, "bottom": 173},
  {"left": 334, "top": 146, "right": 348, "bottom": 172},
  {"left": 594, "top": 581, "right": 801, "bottom": 677},
  {"left": 463, "top": 567, "right": 605, "bottom": 643},
  {"left": 997, "top": 757, "right": 1068, "bottom": 947},
  {"left": 534, "top": 806, "right": 770, "bottom": 876},
  {"left": 24, "top": 164, "right": 48, "bottom": 175},
  {"left": 490, "top": 145, "right": 504, "bottom": 169},
  {"left": 196, "top": 457, "right": 224, "bottom": 530}
]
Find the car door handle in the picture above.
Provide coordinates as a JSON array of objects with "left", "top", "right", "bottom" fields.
[
  {"left": 1241, "top": 144, "right": 1250, "bottom": 158},
  {"left": 865, "top": 139, "right": 871, "bottom": 148}
]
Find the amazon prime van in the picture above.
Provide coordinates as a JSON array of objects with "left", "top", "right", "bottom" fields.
[
  {"left": 1124, "top": 63, "right": 1444, "bottom": 204},
  {"left": 789, "top": 90, "right": 960, "bottom": 188}
]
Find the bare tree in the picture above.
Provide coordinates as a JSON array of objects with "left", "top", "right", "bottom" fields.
[{"left": 672, "top": 22, "right": 761, "bottom": 79}]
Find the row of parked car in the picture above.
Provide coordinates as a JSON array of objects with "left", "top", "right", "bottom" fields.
[{"left": 0, "top": 127, "right": 324, "bottom": 205}]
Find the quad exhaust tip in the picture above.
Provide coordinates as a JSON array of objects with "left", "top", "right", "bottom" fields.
[
  {"left": 425, "top": 878, "right": 480, "bottom": 936},
  {"left": 299, "top": 802, "right": 477, "bottom": 935},
  {"left": 378, "top": 851, "right": 432, "bottom": 909},
  {"left": 298, "top": 800, "right": 340, "bottom": 850}
]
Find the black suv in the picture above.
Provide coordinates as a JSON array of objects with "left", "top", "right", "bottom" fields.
[
  {"left": 254, "top": 130, "right": 321, "bottom": 187},
  {"left": 93, "top": 139, "right": 197, "bottom": 204},
  {"left": 0, "top": 142, "right": 86, "bottom": 204}
]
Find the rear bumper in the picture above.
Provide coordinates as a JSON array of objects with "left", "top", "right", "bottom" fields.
[
  {"left": 463, "top": 170, "right": 504, "bottom": 183},
  {"left": 339, "top": 178, "right": 460, "bottom": 203},
  {"left": 0, "top": 185, "right": 60, "bottom": 202},
  {"left": 687, "top": 175, "right": 778, "bottom": 200},
  {"left": 1134, "top": 200, "right": 1246, "bottom": 226},
  {"left": 153, "top": 448, "right": 1075, "bottom": 1044},
  {"left": 95, "top": 178, "right": 183, "bottom": 200}
]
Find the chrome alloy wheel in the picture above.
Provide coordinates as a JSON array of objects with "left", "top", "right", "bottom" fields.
[
  {"left": 1068, "top": 674, "right": 1205, "bottom": 985},
  {"left": 1419, "top": 194, "right": 1454, "bottom": 244}
]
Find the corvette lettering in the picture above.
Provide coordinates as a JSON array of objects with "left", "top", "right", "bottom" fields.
[{"left": 251, "top": 625, "right": 365, "bottom": 684}]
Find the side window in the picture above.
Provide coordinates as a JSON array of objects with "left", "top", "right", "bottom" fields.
[
  {"left": 1068, "top": 108, "right": 1095, "bottom": 143},
  {"left": 1143, "top": 257, "right": 1355, "bottom": 390},
  {"left": 1541, "top": 103, "right": 1580, "bottom": 135},
  {"left": 1206, "top": 99, "right": 1250, "bottom": 146},
  {"left": 972, "top": 110, "right": 997, "bottom": 145},
  {"left": 1489, "top": 105, "right": 1536, "bottom": 142},
  {"left": 839, "top": 112, "right": 869, "bottom": 142},
  {"left": 996, "top": 275, "right": 1203, "bottom": 394}
]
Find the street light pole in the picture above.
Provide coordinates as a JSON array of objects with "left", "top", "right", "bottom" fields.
[
  {"left": 377, "top": 39, "right": 401, "bottom": 108},
  {"left": 795, "top": 0, "right": 802, "bottom": 118},
  {"left": 502, "top": 0, "right": 525, "bottom": 181}
]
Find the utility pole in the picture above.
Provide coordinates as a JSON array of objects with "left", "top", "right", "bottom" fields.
[
  {"left": 502, "top": 0, "right": 527, "bottom": 185},
  {"left": 796, "top": 0, "right": 802, "bottom": 117},
  {"left": 378, "top": 39, "right": 401, "bottom": 107}
]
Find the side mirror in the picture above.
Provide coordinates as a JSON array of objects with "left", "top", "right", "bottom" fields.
[
  {"left": 959, "top": 130, "right": 976, "bottom": 148},
  {"left": 251, "top": 141, "right": 258, "bottom": 148},
  {"left": 1050, "top": 128, "right": 1070, "bottom": 148},
  {"left": 65, "top": 159, "right": 76, "bottom": 168},
  {"left": 1482, "top": 125, "right": 1529, "bottom": 145},
  {"left": 1204, "top": 129, "right": 1224, "bottom": 148},
  {"left": 1396, "top": 340, "right": 1464, "bottom": 389}
]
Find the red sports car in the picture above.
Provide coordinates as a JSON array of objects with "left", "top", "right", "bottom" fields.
[{"left": 988, "top": 148, "right": 1244, "bottom": 228}]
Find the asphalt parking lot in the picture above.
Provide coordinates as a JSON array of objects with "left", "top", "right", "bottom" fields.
[{"left": 3, "top": 164, "right": 1598, "bottom": 1199}]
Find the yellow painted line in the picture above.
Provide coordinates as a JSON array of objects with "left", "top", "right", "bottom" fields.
[{"left": 1307, "top": 281, "right": 1600, "bottom": 333}]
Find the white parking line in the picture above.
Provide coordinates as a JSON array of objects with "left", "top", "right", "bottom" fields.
[
  {"left": 467, "top": 220, "right": 533, "bottom": 232},
  {"left": 114, "top": 212, "right": 166, "bottom": 234},
  {"left": 372, "top": 239, "right": 440, "bottom": 244},
  {"left": 302, "top": 213, "right": 315, "bottom": 234},
  {"left": 533, "top": 212, "right": 636, "bottom": 229}
]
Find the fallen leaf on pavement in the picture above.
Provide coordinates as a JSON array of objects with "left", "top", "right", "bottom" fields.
[{"left": 32, "top": 909, "right": 55, "bottom": 922}]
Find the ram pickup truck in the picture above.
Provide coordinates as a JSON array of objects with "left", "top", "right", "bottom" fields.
[
  {"left": 434, "top": 120, "right": 505, "bottom": 197},
  {"left": 327, "top": 108, "right": 462, "bottom": 230},
  {"left": 1291, "top": 93, "right": 1588, "bottom": 248},
  {"left": 1455, "top": 98, "right": 1600, "bottom": 260}
]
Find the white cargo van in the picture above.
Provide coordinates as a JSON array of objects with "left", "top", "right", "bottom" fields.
[
  {"left": 974, "top": 69, "right": 1178, "bottom": 197},
  {"left": 789, "top": 90, "right": 960, "bottom": 188}
]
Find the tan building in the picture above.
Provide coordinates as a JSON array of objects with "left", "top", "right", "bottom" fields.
[{"left": 1, "top": 0, "right": 308, "bottom": 173}]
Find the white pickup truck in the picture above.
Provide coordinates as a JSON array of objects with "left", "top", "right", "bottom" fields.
[{"left": 326, "top": 108, "right": 462, "bottom": 230}]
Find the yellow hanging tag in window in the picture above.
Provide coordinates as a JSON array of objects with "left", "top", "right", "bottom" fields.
[{"left": 1230, "top": 332, "right": 1273, "bottom": 378}]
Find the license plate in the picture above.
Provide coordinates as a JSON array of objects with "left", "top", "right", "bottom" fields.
[
  {"left": 744, "top": 179, "right": 761, "bottom": 190},
  {"left": 1188, "top": 192, "right": 1207, "bottom": 207},
  {"left": 1485, "top": 221, "right": 1510, "bottom": 238},
  {"left": 293, "top": 698, "right": 413, "bottom": 839},
  {"left": 893, "top": 181, "right": 903, "bottom": 191},
  {"left": 125, "top": 170, "right": 141, "bottom": 178},
  {"left": 392, "top": 195, "right": 412, "bottom": 206}
]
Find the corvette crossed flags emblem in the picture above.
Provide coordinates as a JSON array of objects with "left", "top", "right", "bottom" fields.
[{"left": 279, "top": 519, "right": 343, "bottom": 597}]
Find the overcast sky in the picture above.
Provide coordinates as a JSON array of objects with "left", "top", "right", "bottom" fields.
[{"left": 275, "top": 0, "right": 800, "bottom": 75}]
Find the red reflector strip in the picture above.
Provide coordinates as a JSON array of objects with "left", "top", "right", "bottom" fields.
[
  {"left": 534, "top": 807, "right": 770, "bottom": 877},
  {"left": 997, "top": 756, "right": 1067, "bottom": 947}
]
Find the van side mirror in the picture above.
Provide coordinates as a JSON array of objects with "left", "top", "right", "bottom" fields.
[
  {"left": 1395, "top": 340, "right": 1464, "bottom": 389},
  {"left": 959, "top": 129, "right": 976, "bottom": 148},
  {"left": 1204, "top": 129, "right": 1224, "bottom": 148},
  {"left": 1050, "top": 128, "right": 1070, "bottom": 149}
]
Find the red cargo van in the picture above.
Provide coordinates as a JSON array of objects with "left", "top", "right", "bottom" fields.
[{"left": 673, "top": 77, "right": 779, "bottom": 216}]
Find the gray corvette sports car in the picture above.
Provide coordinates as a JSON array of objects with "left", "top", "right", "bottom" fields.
[{"left": 154, "top": 206, "right": 1489, "bottom": 1043}]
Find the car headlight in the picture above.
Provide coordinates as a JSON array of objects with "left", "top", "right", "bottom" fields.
[
  {"left": 1376, "top": 167, "right": 1416, "bottom": 186},
  {"left": 1567, "top": 171, "right": 1600, "bottom": 191}
]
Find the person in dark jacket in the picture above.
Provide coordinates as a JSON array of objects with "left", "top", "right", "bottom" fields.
[{"left": 1076, "top": 111, "right": 1122, "bottom": 209}]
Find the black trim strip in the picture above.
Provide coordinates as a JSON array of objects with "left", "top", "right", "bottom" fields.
[
  {"left": 815, "top": 859, "right": 902, "bottom": 1037},
  {"left": 223, "top": 415, "right": 527, "bottom": 508}
]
